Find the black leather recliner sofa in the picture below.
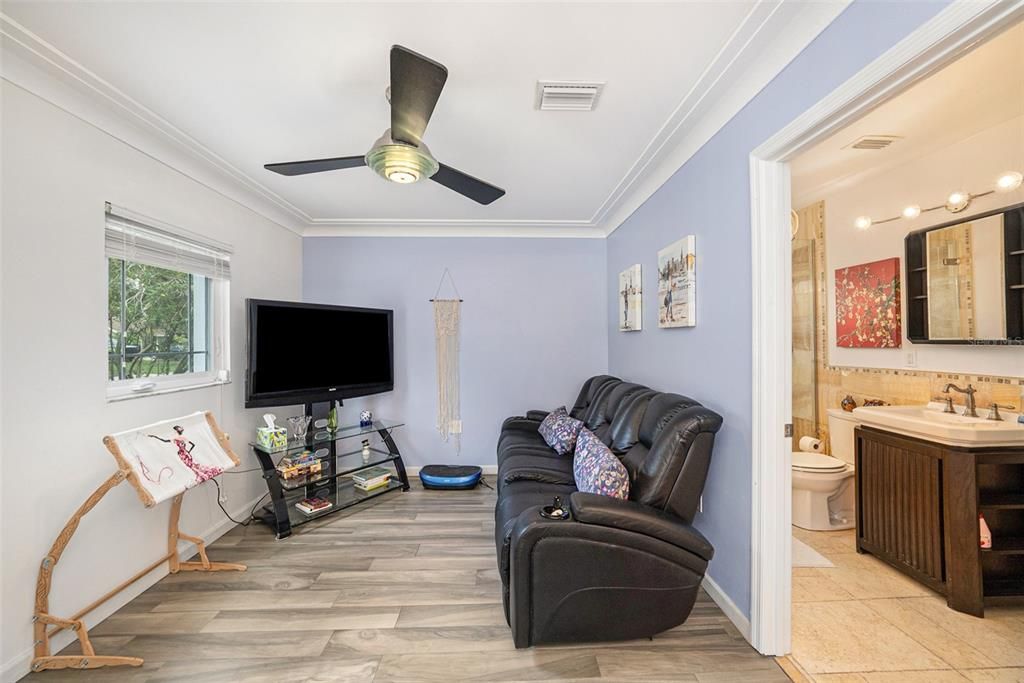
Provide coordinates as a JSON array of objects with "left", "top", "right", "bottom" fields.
[{"left": 494, "top": 375, "right": 723, "bottom": 648}]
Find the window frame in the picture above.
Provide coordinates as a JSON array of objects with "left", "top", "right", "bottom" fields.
[{"left": 104, "top": 206, "right": 231, "bottom": 402}]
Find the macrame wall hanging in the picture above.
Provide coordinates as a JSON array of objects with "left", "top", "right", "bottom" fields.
[{"left": 431, "top": 268, "right": 463, "bottom": 454}]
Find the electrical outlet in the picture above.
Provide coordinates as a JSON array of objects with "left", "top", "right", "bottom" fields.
[
  {"left": 904, "top": 350, "right": 917, "bottom": 367},
  {"left": 450, "top": 420, "right": 463, "bottom": 434},
  {"left": 218, "top": 481, "right": 227, "bottom": 505}
]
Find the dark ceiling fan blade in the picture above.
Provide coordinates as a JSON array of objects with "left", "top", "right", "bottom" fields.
[
  {"left": 430, "top": 163, "right": 505, "bottom": 205},
  {"left": 264, "top": 155, "right": 366, "bottom": 176},
  {"left": 390, "top": 45, "right": 448, "bottom": 147}
]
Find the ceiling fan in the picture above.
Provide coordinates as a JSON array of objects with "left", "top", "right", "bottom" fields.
[{"left": 264, "top": 45, "right": 506, "bottom": 205}]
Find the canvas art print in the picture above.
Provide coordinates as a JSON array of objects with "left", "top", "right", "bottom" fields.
[
  {"left": 657, "top": 236, "right": 696, "bottom": 328},
  {"left": 835, "top": 257, "right": 902, "bottom": 348},
  {"left": 618, "top": 264, "right": 642, "bottom": 331}
]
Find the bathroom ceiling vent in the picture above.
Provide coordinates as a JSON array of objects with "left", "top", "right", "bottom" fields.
[
  {"left": 845, "top": 135, "right": 902, "bottom": 151},
  {"left": 536, "top": 81, "right": 605, "bottom": 111}
]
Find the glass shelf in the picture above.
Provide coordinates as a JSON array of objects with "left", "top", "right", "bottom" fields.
[
  {"left": 248, "top": 417, "right": 409, "bottom": 539},
  {"left": 258, "top": 477, "right": 404, "bottom": 528},
  {"left": 277, "top": 447, "right": 399, "bottom": 491},
  {"left": 250, "top": 419, "right": 404, "bottom": 455}
]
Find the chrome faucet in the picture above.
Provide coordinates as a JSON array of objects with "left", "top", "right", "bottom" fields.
[
  {"left": 943, "top": 383, "right": 978, "bottom": 418},
  {"left": 987, "top": 404, "right": 1013, "bottom": 422}
]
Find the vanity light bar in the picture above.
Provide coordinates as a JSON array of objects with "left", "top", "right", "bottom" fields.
[{"left": 853, "top": 170, "right": 1022, "bottom": 229}]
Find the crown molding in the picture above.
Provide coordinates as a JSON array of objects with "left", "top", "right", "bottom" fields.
[
  {"left": 305, "top": 218, "right": 604, "bottom": 239},
  {"left": 592, "top": 0, "right": 784, "bottom": 230},
  {"left": 1, "top": 4, "right": 846, "bottom": 240},
  {"left": 304, "top": 217, "right": 603, "bottom": 238},
  {"left": 0, "top": 14, "right": 310, "bottom": 236},
  {"left": 598, "top": 0, "right": 852, "bottom": 237}
]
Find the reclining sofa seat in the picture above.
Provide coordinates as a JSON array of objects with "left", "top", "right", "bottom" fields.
[
  {"left": 493, "top": 378, "right": 722, "bottom": 648},
  {"left": 493, "top": 387, "right": 656, "bottom": 539}
]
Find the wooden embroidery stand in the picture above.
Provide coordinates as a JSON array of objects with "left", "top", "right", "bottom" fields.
[{"left": 31, "top": 412, "right": 247, "bottom": 674}]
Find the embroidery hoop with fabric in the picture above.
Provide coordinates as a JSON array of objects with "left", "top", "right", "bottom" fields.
[{"left": 30, "top": 411, "right": 246, "bottom": 674}]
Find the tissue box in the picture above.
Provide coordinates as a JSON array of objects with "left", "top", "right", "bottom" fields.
[{"left": 257, "top": 427, "right": 288, "bottom": 451}]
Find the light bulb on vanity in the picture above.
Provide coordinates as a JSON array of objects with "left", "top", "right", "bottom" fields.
[{"left": 995, "top": 171, "right": 1022, "bottom": 193}]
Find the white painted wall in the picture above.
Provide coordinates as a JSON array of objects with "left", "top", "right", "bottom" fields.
[
  {"left": 809, "top": 115, "right": 1024, "bottom": 375},
  {"left": 0, "top": 81, "right": 302, "bottom": 680}
]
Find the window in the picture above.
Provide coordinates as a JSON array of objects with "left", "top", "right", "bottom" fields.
[
  {"left": 107, "top": 260, "right": 211, "bottom": 380},
  {"left": 105, "top": 204, "right": 231, "bottom": 400}
]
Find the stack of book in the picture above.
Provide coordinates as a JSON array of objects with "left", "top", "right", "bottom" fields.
[
  {"left": 295, "top": 496, "right": 333, "bottom": 516},
  {"left": 353, "top": 466, "right": 392, "bottom": 492}
]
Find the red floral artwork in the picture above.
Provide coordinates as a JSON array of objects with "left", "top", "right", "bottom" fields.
[{"left": 835, "top": 257, "right": 902, "bottom": 348}]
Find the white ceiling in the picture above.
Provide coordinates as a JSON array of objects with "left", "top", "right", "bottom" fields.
[
  {"left": 792, "top": 19, "right": 1024, "bottom": 205},
  {"left": 2, "top": 1, "right": 847, "bottom": 236}
]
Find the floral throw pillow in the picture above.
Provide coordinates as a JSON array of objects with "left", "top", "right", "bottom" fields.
[
  {"left": 573, "top": 428, "right": 630, "bottom": 500},
  {"left": 538, "top": 406, "right": 584, "bottom": 455}
]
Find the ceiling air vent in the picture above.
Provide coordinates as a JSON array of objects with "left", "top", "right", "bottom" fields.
[
  {"left": 536, "top": 81, "right": 604, "bottom": 111},
  {"left": 845, "top": 135, "right": 902, "bottom": 151}
]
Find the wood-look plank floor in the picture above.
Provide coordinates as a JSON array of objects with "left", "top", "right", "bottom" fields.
[{"left": 29, "top": 483, "right": 788, "bottom": 682}]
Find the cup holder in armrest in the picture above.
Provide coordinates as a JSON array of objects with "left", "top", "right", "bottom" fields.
[{"left": 540, "top": 496, "right": 571, "bottom": 520}]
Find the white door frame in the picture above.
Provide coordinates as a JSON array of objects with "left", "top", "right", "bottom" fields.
[{"left": 748, "top": 0, "right": 1024, "bottom": 656}]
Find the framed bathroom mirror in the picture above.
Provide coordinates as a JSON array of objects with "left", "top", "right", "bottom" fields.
[{"left": 905, "top": 201, "right": 1024, "bottom": 344}]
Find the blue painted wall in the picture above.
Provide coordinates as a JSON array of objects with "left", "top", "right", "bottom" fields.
[
  {"left": 304, "top": 237, "right": 608, "bottom": 467},
  {"left": 605, "top": 0, "right": 950, "bottom": 617},
  {"left": 302, "top": 0, "right": 951, "bottom": 623}
]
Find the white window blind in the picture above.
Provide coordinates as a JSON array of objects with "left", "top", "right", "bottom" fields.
[{"left": 104, "top": 203, "right": 231, "bottom": 280}]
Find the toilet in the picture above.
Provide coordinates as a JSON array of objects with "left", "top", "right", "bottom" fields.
[{"left": 792, "top": 408, "right": 858, "bottom": 531}]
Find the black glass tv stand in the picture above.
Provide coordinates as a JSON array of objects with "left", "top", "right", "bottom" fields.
[{"left": 249, "top": 418, "right": 409, "bottom": 539}]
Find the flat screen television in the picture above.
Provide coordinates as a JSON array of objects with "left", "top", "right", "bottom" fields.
[{"left": 245, "top": 299, "right": 394, "bottom": 408}]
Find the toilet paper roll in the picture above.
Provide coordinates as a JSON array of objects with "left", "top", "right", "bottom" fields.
[{"left": 799, "top": 436, "right": 823, "bottom": 453}]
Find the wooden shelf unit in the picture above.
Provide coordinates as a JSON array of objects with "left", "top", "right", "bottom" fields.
[
  {"left": 856, "top": 427, "right": 1024, "bottom": 617},
  {"left": 978, "top": 460, "right": 1024, "bottom": 596},
  {"left": 1005, "top": 208, "right": 1024, "bottom": 340},
  {"left": 979, "top": 492, "right": 1024, "bottom": 510},
  {"left": 905, "top": 231, "right": 929, "bottom": 341}
]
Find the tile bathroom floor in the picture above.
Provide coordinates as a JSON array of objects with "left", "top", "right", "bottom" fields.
[{"left": 790, "top": 526, "right": 1024, "bottom": 682}]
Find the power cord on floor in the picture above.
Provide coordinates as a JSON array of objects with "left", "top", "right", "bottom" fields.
[
  {"left": 478, "top": 476, "right": 495, "bottom": 491},
  {"left": 209, "top": 477, "right": 267, "bottom": 527}
]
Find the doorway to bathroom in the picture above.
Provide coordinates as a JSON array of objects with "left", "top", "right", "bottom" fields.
[
  {"left": 785, "top": 17, "right": 1024, "bottom": 679},
  {"left": 748, "top": 0, "right": 1024, "bottom": 673}
]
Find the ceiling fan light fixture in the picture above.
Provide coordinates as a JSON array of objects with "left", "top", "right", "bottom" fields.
[
  {"left": 365, "top": 130, "right": 439, "bottom": 185},
  {"left": 265, "top": 48, "right": 504, "bottom": 204}
]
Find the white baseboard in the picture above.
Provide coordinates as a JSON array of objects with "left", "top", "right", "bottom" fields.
[
  {"left": 1, "top": 491, "right": 266, "bottom": 683},
  {"left": 702, "top": 573, "right": 752, "bottom": 644}
]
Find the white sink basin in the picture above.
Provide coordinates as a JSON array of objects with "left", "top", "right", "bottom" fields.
[{"left": 853, "top": 402, "right": 1024, "bottom": 448}]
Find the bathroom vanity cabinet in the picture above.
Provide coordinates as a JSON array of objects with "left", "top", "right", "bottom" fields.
[{"left": 855, "top": 426, "right": 1024, "bottom": 617}]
